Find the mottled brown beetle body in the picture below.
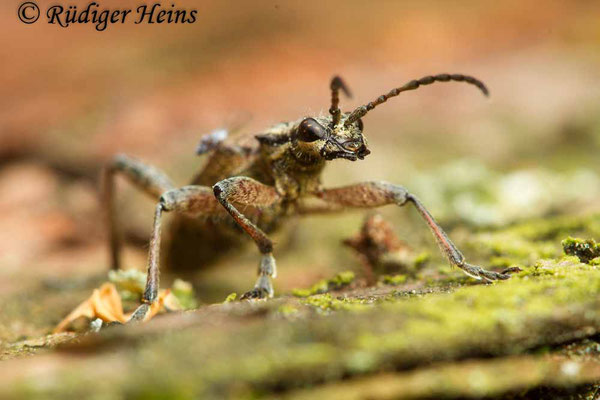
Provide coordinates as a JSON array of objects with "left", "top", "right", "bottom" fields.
[
  {"left": 164, "top": 116, "right": 359, "bottom": 269},
  {"left": 103, "top": 73, "right": 510, "bottom": 318}
]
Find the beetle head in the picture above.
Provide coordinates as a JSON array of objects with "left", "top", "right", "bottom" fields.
[{"left": 290, "top": 115, "right": 369, "bottom": 163}]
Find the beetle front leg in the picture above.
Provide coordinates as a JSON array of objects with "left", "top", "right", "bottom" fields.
[
  {"left": 213, "top": 177, "right": 281, "bottom": 299},
  {"left": 315, "top": 182, "right": 510, "bottom": 282}
]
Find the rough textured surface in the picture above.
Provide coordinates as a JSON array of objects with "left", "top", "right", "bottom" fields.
[{"left": 1, "top": 249, "right": 600, "bottom": 398}]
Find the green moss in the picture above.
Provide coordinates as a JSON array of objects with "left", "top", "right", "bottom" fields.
[
  {"left": 277, "top": 304, "right": 299, "bottom": 317},
  {"left": 171, "top": 279, "right": 198, "bottom": 310},
  {"left": 381, "top": 274, "right": 407, "bottom": 286},
  {"left": 331, "top": 271, "right": 355, "bottom": 286},
  {"left": 590, "top": 257, "right": 600, "bottom": 266},
  {"left": 488, "top": 256, "right": 514, "bottom": 268},
  {"left": 224, "top": 293, "right": 237, "bottom": 303},
  {"left": 292, "top": 271, "right": 355, "bottom": 298},
  {"left": 108, "top": 270, "right": 198, "bottom": 309},
  {"left": 467, "top": 214, "right": 600, "bottom": 268},
  {"left": 4, "top": 255, "right": 600, "bottom": 399},
  {"left": 562, "top": 236, "right": 600, "bottom": 263},
  {"left": 469, "top": 232, "right": 557, "bottom": 262},
  {"left": 409, "top": 160, "right": 600, "bottom": 227},
  {"left": 290, "top": 288, "right": 312, "bottom": 298},
  {"left": 413, "top": 252, "right": 430, "bottom": 268},
  {"left": 356, "top": 258, "right": 600, "bottom": 357},
  {"left": 108, "top": 269, "right": 147, "bottom": 301},
  {"left": 519, "top": 260, "right": 562, "bottom": 277},
  {"left": 301, "top": 294, "right": 370, "bottom": 313}
]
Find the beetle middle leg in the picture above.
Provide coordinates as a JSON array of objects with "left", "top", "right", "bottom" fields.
[
  {"left": 130, "top": 185, "right": 225, "bottom": 321},
  {"left": 213, "top": 177, "right": 281, "bottom": 300},
  {"left": 313, "top": 181, "right": 510, "bottom": 282}
]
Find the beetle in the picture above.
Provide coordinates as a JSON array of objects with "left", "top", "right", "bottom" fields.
[{"left": 103, "top": 73, "right": 510, "bottom": 321}]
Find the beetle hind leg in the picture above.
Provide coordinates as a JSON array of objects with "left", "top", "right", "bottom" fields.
[
  {"left": 313, "top": 181, "right": 512, "bottom": 282},
  {"left": 403, "top": 192, "right": 510, "bottom": 281},
  {"left": 102, "top": 154, "right": 175, "bottom": 270}
]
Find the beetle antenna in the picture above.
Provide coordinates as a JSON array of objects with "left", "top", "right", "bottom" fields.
[
  {"left": 329, "top": 75, "right": 352, "bottom": 126},
  {"left": 345, "top": 74, "right": 488, "bottom": 126}
]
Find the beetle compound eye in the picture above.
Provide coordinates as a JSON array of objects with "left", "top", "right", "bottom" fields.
[{"left": 296, "top": 118, "right": 327, "bottom": 142}]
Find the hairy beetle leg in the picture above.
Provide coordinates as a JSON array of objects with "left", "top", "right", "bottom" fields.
[
  {"left": 102, "top": 154, "right": 175, "bottom": 271},
  {"left": 313, "top": 181, "right": 510, "bottom": 282},
  {"left": 72, "top": 184, "right": 226, "bottom": 332},
  {"left": 462, "top": 263, "right": 511, "bottom": 282},
  {"left": 213, "top": 178, "right": 282, "bottom": 299}
]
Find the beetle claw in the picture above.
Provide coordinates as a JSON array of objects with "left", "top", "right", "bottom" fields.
[{"left": 240, "top": 287, "right": 270, "bottom": 301}]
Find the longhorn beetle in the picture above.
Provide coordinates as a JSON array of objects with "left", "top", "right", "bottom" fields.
[{"left": 103, "top": 73, "right": 510, "bottom": 321}]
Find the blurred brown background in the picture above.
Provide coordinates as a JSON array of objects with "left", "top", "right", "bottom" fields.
[{"left": 1, "top": 0, "right": 600, "bottom": 305}]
